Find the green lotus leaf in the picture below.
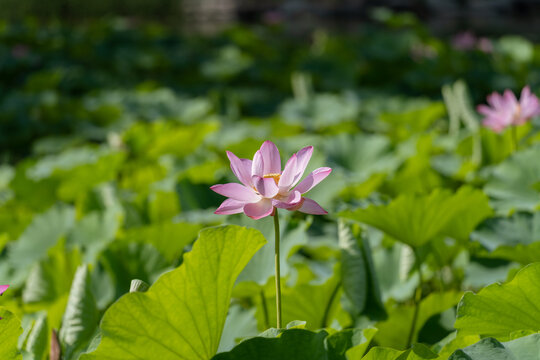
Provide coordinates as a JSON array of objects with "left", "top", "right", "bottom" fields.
[
  {"left": 82, "top": 225, "right": 265, "bottom": 360},
  {"left": 449, "top": 333, "right": 540, "bottom": 360},
  {"left": 455, "top": 262, "right": 540, "bottom": 339},
  {"left": 341, "top": 187, "right": 491, "bottom": 247},
  {"left": 213, "top": 327, "right": 376, "bottom": 360}
]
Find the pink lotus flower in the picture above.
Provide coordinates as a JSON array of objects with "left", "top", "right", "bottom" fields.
[
  {"left": 0, "top": 285, "right": 8, "bottom": 295},
  {"left": 477, "top": 86, "right": 540, "bottom": 132},
  {"left": 211, "top": 141, "right": 332, "bottom": 219}
]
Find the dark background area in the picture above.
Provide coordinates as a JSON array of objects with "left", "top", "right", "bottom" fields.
[{"left": 2, "top": 0, "right": 540, "bottom": 38}]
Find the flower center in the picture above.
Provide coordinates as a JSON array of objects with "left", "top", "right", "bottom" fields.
[
  {"left": 514, "top": 104, "right": 522, "bottom": 121},
  {"left": 263, "top": 173, "right": 281, "bottom": 185}
]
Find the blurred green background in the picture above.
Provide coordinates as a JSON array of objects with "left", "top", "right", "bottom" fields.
[
  {"left": 2, "top": 1, "right": 540, "bottom": 359},
  {"left": 2, "top": 1, "right": 540, "bottom": 160}
]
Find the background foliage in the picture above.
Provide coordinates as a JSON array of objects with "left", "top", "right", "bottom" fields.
[{"left": 1, "top": 9, "right": 540, "bottom": 360}]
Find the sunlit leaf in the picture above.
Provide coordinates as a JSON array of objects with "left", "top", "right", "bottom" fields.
[{"left": 82, "top": 225, "right": 265, "bottom": 360}]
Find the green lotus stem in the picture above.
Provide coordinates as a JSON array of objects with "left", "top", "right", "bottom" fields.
[
  {"left": 273, "top": 209, "right": 282, "bottom": 329},
  {"left": 511, "top": 125, "right": 519, "bottom": 152},
  {"left": 407, "top": 249, "right": 423, "bottom": 348}
]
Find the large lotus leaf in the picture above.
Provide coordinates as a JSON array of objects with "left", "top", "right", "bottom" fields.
[
  {"left": 213, "top": 327, "right": 376, "bottom": 360},
  {"left": 0, "top": 308, "right": 23, "bottom": 359},
  {"left": 471, "top": 212, "right": 540, "bottom": 264},
  {"left": 362, "top": 344, "right": 440, "bottom": 360},
  {"left": 439, "top": 187, "right": 493, "bottom": 242},
  {"left": 484, "top": 145, "right": 540, "bottom": 214},
  {"left": 214, "top": 329, "right": 328, "bottom": 360},
  {"left": 449, "top": 334, "right": 540, "bottom": 360},
  {"left": 82, "top": 225, "right": 265, "bottom": 360},
  {"left": 375, "top": 291, "right": 462, "bottom": 349},
  {"left": 455, "top": 262, "right": 540, "bottom": 339},
  {"left": 341, "top": 187, "right": 490, "bottom": 247},
  {"left": 341, "top": 189, "right": 449, "bottom": 247}
]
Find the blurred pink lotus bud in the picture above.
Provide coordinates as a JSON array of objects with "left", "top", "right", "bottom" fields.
[
  {"left": 477, "top": 86, "right": 540, "bottom": 132},
  {"left": 452, "top": 32, "right": 477, "bottom": 51}
]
